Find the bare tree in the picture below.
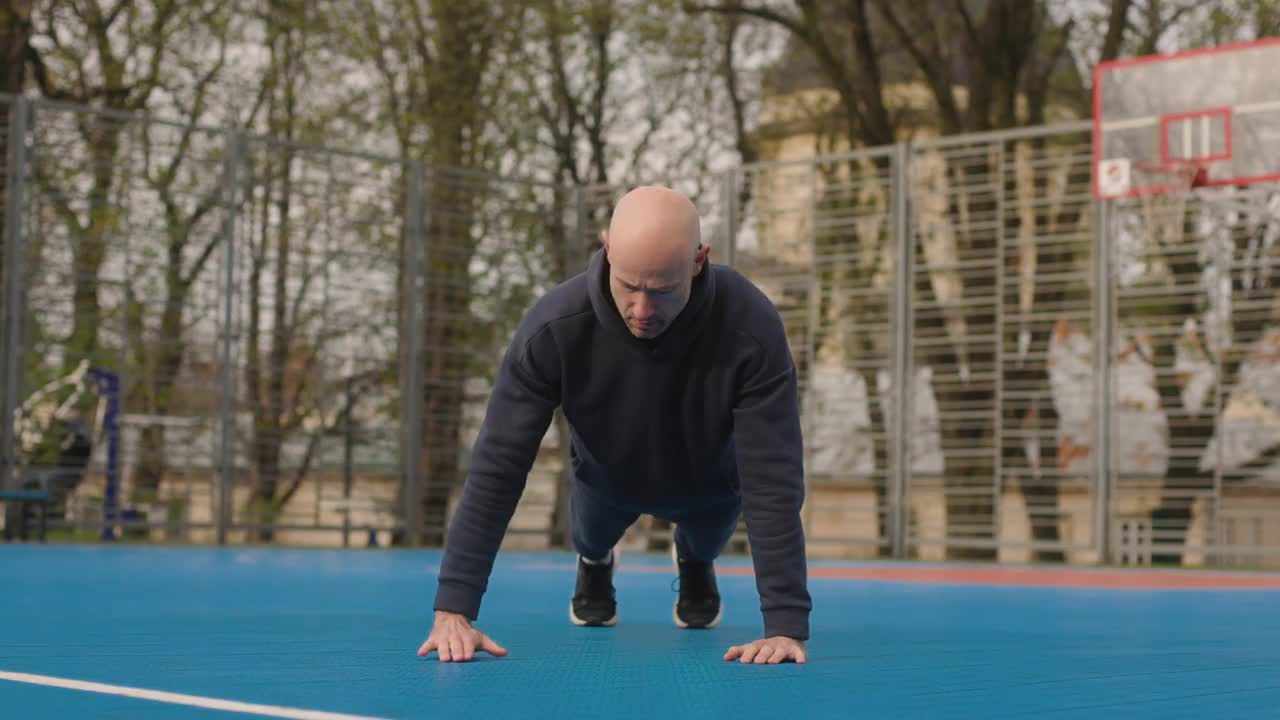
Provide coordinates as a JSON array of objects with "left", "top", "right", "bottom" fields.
[
  {"left": 125, "top": 1, "right": 237, "bottom": 507},
  {"left": 0, "top": 0, "right": 32, "bottom": 95},
  {"left": 340, "top": 0, "right": 520, "bottom": 545},
  {"left": 239, "top": 0, "right": 354, "bottom": 542},
  {"left": 26, "top": 0, "right": 196, "bottom": 370},
  {"left": 688, "top": 0, "right": 896, "bottom": 146},
  {"left": 685, "top": 0, "right": 1130, "bottom": 560}
]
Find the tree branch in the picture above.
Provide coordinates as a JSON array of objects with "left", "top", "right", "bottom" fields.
[
  {"left": 277, "top": 369, "right": 382, "bottom": 509},
  {"left": 1038, "top": 18, "right": 1074, "bottom": 91},
  {"left": 24, "top": 42, "right": 67, "bottom": 98},
  {"left": 715, "top": 3, "right": 756, "bottom": 165},
  {"left": 844, "top": 0, "right": 894, "bottom": 145},
  {"left": 406, "top": 0, "right": 434, "bottom": 79},
  {"left": 683, "top": 1, "right": 805, "bottom": 38},
  {"left": 871, "top": 0, "right": 963, "bottom": 133},
  {"left": 585, "top": 2, "right": 612, "bottom": 184},
  {"left": 129, "top": 0, "right": 181, "bottom": 111},
  {"left": 951, "top": 0, "right": 982, "bottom": 52},
  {"left": 103, "top": 0, "right": 132, "bottom": 29},
  {"left": 1027, "top": 16, "right": 1074, "bottom": 125}
]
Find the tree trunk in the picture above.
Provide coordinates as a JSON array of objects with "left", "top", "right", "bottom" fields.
[
  {"left": 250, "top": 140, "right": 295, "bottom": 544},
  {"left": 0, "top": 1, "right": 31, "bottom": 94},
  {"left": 128, "top": 277, "right": 193, "bottom": 505},
  {"left": 927, "top": 156, "right": 999, "bottom": 561},
  {"left": 1147, "top": 214, "right": 1263, "bottom": 565},
  {"left": 417, "top": 170, "right": 475, "bottom": 547},
  {"left": 544, "top": 186, "right": 575, "bottom": 549},
  {"left": 811, "top": 158, "right": 894, "bottom": 555},
  {"left": 66, "top": 129, "right": 123, "bottom": 368},
  {"left": 1001, "top": 142, "right": 1093, "bottom": 564},
  {"left": 244, "top": 151, "right": 270, "bottom": 541},
  {"left": 411, "top": 0, "right": 502, "bottom": 546},
  {"left": 0, "top": 0, "right": 32, "bottom": 295}
]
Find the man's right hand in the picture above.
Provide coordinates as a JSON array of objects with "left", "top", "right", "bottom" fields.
[{"left": 417, "top": 611, "right": 509, "bottom": 662}]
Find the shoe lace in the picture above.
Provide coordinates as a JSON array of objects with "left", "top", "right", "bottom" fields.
[
  {"left": 579, "top": 562, "right": 613, "bottom": 601},
  {"left": 672, "top": 559, "right": 717, "bottom": 604}
]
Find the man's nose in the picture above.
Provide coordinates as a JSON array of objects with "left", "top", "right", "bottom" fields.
[{"left": 632, "top": 292, "right": 654, "bottom": 319}]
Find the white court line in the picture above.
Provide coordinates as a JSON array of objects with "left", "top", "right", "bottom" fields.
[{"left": 0, "top": 670, "right": 393, "bottom": 720}]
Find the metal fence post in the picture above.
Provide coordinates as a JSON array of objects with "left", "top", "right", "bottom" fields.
[
  {"left": 401, "top": 161, "right": 427, "bottom": 547},
  {"left": 991, "top": 143, "right": 1007, "bottom": 556},
  {"left": 216, "top": 130, "right": 242, "bottom": 545},
  {"left": 889, "top": 142, "right": 913, "bottom": 559},
  {"left": 721, "top": 168, "right": 737, "bottom": 268},
  {"left": 1091, "top": 198, "right": 1113, "bottom": 564},
  {"left": 572, "top": 183, "right": 587, "bottom": 269},
  {"left": 1, "top": 96, "right": 29, "bottom": 493}
]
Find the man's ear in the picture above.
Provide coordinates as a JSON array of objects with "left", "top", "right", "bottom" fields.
[
  {"left": 692, "top": 242, "right": 710, "bottom": 276},
  {"left": 600, "top": 230, "right": 609, "bottom": 252}
]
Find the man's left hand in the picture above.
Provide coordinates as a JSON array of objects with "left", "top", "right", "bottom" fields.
[{"left": 724, "top": 636, "right": 807, "bottom": 664}]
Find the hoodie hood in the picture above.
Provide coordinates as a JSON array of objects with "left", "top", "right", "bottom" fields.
[{"left": 584, "top": 246, "right": 716, "bottom": 362}]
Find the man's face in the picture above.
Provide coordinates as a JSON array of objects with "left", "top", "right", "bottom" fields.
[
  {"left": 606, "top": 249, "right": 695, "bottom": 339},
  {"left": 601, "top": 185, "right": 709, "bottom": 339}
]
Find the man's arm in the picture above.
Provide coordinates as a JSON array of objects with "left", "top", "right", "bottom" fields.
[
  {"left": 731, "top": 326, "right": 812, "bottom": 643},
  {"left": 433, "top": 325, "right": 560, "bottom": 621}
]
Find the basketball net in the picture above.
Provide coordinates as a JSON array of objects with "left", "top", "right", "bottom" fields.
[{"left": 1137, "top": 163, "right": 1202, "bottom": 250}]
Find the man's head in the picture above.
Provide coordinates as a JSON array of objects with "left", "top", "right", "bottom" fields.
[{"left": 601, "top": 185, "right": 711, "bottom": 339}]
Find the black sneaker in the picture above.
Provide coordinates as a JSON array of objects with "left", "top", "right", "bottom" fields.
[
  {"left": 569, "top": 553, "right": 618, "bottom": 627},
  {"left": 672, "top": 546, "right": 722, "bottom": 629}
]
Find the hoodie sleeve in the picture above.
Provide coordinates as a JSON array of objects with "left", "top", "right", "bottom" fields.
[
  {"left": 731, "top": 308, "right": 813, "bottom": 641},
  {"left": 432, "top": 322, "right": 561, "bottom": 621}
]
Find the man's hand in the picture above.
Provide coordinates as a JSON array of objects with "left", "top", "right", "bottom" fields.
[
  {"left": 724, "top": 636, "right": 807, "bottom": 665},
  {"left": 417, "top": 611, "right": 508, "bottom": 662}
]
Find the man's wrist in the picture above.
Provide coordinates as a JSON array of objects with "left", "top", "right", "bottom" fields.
[{"left": 761, "top": 607, "right": 810, "bottom": 641}]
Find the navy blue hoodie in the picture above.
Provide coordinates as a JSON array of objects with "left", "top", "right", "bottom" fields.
[{"left": 432, "top": 248, "right": 812, "bottom": 640}]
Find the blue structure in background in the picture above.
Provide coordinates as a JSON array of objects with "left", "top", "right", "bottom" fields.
[
  {"left": 2, "top": 365, "right": 119, "bottom": 542},
  {"left": 86, "top": 368, "right": 120, "bottom": 542},
  {"left": 1, "top": 546, "right": 1278, "bottom": 719}
]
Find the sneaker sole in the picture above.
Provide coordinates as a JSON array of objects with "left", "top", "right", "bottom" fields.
[
  {"left": 670, "top": 543, "right": 722, "bottom": 629},
  {"left": 570, "top": 602, "right": 618, "bottom": 627},
  {"left": 672, "top": 602, "right": 722, "bottom": 629}
]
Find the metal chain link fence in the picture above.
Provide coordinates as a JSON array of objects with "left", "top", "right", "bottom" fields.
[{"left": 3, "top": 95, "right": 1279, "bottom": 569}]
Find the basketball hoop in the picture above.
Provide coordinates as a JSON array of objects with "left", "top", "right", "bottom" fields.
[
  {"left": 1134, "top": 162, "right": 1201, "bottom": 249},
  {"left": 1093, "top": 37, "right": 1280, "bottom": 201},
  {"left": 1131, "top": 162, "right": 1280, "bottom": 247}
]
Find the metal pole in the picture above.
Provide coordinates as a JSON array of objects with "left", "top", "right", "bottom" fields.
[
  {"left": 1091, "top": 198, "right": 1113, "bottom": 564},
  {"left": 722, "top": 168, "right": 737, "bottom": 268},
  {"left": 342, "top": 368, "right": 354, "bottom": 549},
  {"left": 1, "top": 97, "right": 29, "bottom": 494},
  {"left": 1210, "top": 326, "right": 1225, "bottom": 567},
  {"left": 401, "top": 161, "right": 426, "bottom": 547},
  {"left": 216, "top": 130, "right": 242, "bottom": 545},
  {"left": 316, "top": 150, "right": 337, "bottom": 532},
  {"left": 573, "top": 183, "right": 588, "bottom": 267},
  {"left": 992, "top": 143, "right": 1006, "bottom": 558},
  {"left": 93, "top": 369, "right": 121, "bottom": 541},
  {"left": 110, "top": 121, "right": 138, "bottom": 541},
  {"left": 547, "top": 184, "right": 587, "bottom": 547},
  {"left": 889, "top": 142, "right": 913, "bottom": 559},
  {"left": 800, "top": 167, "right": 821, "bottom": 539}
]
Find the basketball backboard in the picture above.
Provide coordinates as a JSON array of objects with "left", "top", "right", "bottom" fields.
[{"left": 1093, "top": 37, "right": 1280, "bottom": 199}]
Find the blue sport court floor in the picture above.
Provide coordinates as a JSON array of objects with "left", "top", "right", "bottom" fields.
[{"left": 2, "top": 545, "right": 1279, "bottom": 719}]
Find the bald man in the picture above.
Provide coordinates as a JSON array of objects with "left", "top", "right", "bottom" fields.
[{"left": 419, "top": 185, "right": 811, "bottom": 665}]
